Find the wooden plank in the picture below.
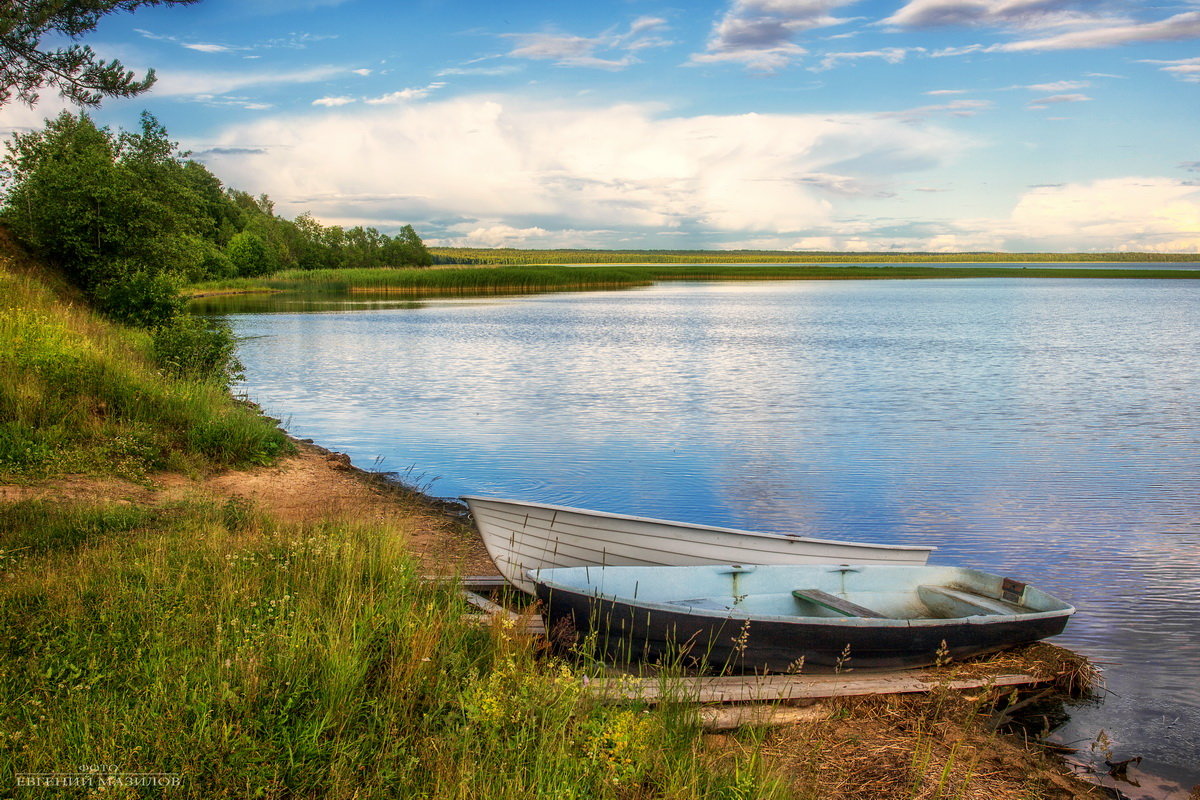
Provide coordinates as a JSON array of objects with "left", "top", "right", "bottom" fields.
[
  {"left": 461, "top": 589, "right": 519, "bottom": 619},
  {"left": 585, "top": 671, "right": 1043, "bottom": 704},
  {"left": 699, "top": 703, "right": 828, "bottom": 731},
  {"left": 460, "top": 591, "right": 546, "bottom": 636},
  {"left": 423, "top": 575, "right": 509, "bottom": 590},
  {"left": 792, "top": 588, "right": 887, "bottom": 618},
  {"left": 460, "top": 575, "right": 510, "bottom": 591}
]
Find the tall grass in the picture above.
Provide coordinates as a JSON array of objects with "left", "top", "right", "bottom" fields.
[
  {"left": 0, "top": 252, "right": 290, "bottom": 478},
  {"left": 189, "top": 265, "right": 659, "bottom": 296},
  {"left": 188, "top": 262, "right": 1200, "bottom": 300},
  {"left": 0, "top": 500, "right": 791, "bottom": 799}
]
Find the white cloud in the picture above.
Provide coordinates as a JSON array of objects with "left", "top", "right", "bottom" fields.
[
  {"left": 1027, "top": 92, "right": 1091, "bottom": 108},
  {"left": 1005, "top": 177, "right": 1200, "bottom": 250},
  {"left": 1018, "top": 80, "right": 1090, "bottom": 92},
  {"left": 1138, "top": 56, "right": 1200, "bottom": 83},
  {"left": 0, "top": 95, "right": 77, "bottom": 135},
  {"left": 148, "top": 65, "right": 349, "bottom": 97},
  {"left": 437, "top": 64, "right": 522, "bottom": 77},
  {"left": 813, "top": 47, "right": 914, "bottom": 71},
  {"left": 351, "top": 68, "right": 372, "bottom": 76},
  {"left": 876, "top": 98, "right": 992, "bottom": 121},
  {"left": 887, "top": 2, "right": 1200, "bottom": 55},
  {"left": 183, "top": 43, "right": 236, "bottom": 53},
  {"left": 690, "top": 0, "right": 859, "bottom": 71},
  {"left": 195, "top": 95, "right": 968, "bottom": 240},
  {"left": 996, "top": 11, "right": 1200, "bottom": 51},
  {"left": 503, "top": 17, "right": 671, "bottom": 70},
  {"left": 365, "top": 83, "right": 445, "bottom": 104},
  {"left": 313, "top": 96, "right": 356, "bottom": 107},
  {"left": 884, "top": 0, "right": 1119, "bottom": 30}
]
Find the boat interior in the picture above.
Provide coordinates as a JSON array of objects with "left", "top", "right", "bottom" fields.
[{"left": 533, "top": 564, "right": 1074, "bottom": 622}]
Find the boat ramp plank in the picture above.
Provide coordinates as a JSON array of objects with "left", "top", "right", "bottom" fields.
[
  {"left": 423, "top": 575, "right": 509, "bottom": 591},
  {"left": 460, "top": 590, "right": 545, "bottom": 636},
  {"left": 585, "top": 671, "right": 1042, "bottom": 704}
]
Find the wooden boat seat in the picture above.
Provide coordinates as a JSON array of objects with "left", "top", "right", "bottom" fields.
[
  {"left": 919, "top": 585, "right": 1018, "bottom": 616},
  {"left": 791, "top": 589, "right": 887, "bottom": 619}
]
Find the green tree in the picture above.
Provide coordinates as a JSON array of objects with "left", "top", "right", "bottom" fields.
[
  {"left": 225, "top": 230, "right": 275, "bottom": 277},
  {"left": 384, "top": 224, "right": 432, "bottom": 266},
  {"left": 0, "top": 0, "right": 196, "bottom": 107},
  {"left": 1, "top": 111, "right": 207, "bottom": 295}
]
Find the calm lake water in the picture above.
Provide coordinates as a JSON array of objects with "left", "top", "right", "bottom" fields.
[{"left": 204, "top": 278, "right": 1200, "bottom": 788}]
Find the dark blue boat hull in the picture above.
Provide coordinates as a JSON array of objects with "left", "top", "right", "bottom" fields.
[{"left": 536, "top": 585, "right": 1071, "bottom": 672}]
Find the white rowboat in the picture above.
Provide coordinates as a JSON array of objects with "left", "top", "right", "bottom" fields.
[{"left": 462, "top": 495, "right": 935, "bottom": 594}]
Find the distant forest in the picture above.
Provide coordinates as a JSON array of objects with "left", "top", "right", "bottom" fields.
[
  {"left": 1, "top": 111, "right": 431, "bottom": 325},
  {"left": 429, "top": 248, "right": 1199, "bottom": 265}
]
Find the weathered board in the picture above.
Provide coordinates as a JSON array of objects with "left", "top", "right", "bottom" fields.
[
  {"left": 585, "top": 671, "right": 1043, "bottom": 704},
  {"left": 423, "top": 575, "right": 509, "bottom": 591},
  {"left": 461, "top": 590, "right": 545, "bottom": 636}
]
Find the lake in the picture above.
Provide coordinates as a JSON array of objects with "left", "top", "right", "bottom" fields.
[{"left": 203, "top": 277, "right": 1200, "bottom": 788}]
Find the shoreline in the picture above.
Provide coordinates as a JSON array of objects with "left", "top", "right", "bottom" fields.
[{"left": 2, "top": 428, "right": 1170, "bottom": 797}]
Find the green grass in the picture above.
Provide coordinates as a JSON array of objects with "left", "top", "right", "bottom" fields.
[
  {"left": 0, "top": 247, "right": 291, "bottom": 480},
  {"left": 188, "top": 265, "right": 658, "bottom": 296},
  {"left": 0, "top": 499, "right": 791, "bottom": 799}
]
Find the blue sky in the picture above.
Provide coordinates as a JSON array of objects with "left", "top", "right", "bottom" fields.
[{"left": 4, "top": 0, "right": 1200, "bottom": 252}]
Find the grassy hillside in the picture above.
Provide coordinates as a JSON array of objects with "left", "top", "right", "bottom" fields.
[{"left": 0, "top": 231, "right": 290, "bottom": 479}]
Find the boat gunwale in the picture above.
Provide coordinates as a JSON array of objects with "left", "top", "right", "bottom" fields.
[
  {"left": 462, "top": 495, "right": 937, "bottom": 554},
  {"left": 529, "top": 570, "right": 1076, "bottom": 629}
]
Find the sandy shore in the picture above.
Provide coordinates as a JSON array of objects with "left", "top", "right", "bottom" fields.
[{"left": 0, "top": 438, "right": 500, "bottom": 578}]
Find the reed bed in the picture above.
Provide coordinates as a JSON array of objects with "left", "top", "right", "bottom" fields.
[
  {"left": 187, "top": 263, "right": 1200, "bottom": 300},
  {"left": 188, "top": 266, "right": 658, "bottom": 296}
]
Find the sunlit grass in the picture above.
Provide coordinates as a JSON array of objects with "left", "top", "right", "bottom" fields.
[
  {"left": 0, "top": 499, "right": 791, "bottom": 799},
  {"left": 0, "top": 251, "right": 291, "bottom": 479}
]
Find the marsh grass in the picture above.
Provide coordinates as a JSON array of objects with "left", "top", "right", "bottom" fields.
[
  {"left": 188, "top": 262, "right": 1200, "bottom": 300},
  {"left": 0, "top": 254, "right": 291, "bottom": 479},
  {"left": 0, "top": 500, "right": 793, "bottom": 799},
  {"left": 188, "top": 265, "right": 658, "bottom": 297}
]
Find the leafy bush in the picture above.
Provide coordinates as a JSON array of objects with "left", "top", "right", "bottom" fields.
[
  {"left": 91, "top": 265, "right": 185, "bottom": 327},
  {"left": 226, "top": 229, "right": 276, "bottom": 277},
  {"left": 151, "top": 315, "right": 244, "bottom": 384}
]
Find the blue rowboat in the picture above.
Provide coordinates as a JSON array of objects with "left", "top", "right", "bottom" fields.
[{"left": 531, "top": 563, "right": 1074, "bottom": 672}]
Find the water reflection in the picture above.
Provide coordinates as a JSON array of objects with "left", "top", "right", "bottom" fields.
[{"left": 223, "top": 278, "right": 1200, "bottom": 782}]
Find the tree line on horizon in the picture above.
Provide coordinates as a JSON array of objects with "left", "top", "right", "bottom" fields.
[
  {"left": 429, "top": 247, "right": 1197, "bottom": 265},
  {"left": 0, "top": 111, "right": 431, "bottom": 327}
]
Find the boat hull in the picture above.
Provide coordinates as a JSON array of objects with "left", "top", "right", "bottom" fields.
[
  {"left": 532, "top": 564, "right": 1073, "bottom": 672},
  {"left": 463, "top": 495, "right": 935, "bottom": 594}
]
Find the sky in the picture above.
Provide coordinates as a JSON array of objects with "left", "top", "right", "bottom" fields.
[{"left": 4, "top": 0, "right": 1200, "bottom": 252}]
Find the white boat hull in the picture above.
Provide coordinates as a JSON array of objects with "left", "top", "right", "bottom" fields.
[{"left": 462, "top": 495, "right": 935, "bottom": 594}]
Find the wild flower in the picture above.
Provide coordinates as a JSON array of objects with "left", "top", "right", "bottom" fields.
[{"left": 731, "top": 619, "right": 752, "bottom": 657}]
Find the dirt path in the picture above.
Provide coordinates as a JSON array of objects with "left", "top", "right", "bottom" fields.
[{"left": 0, "top": 440, "right": 499, "bottom": 576}]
